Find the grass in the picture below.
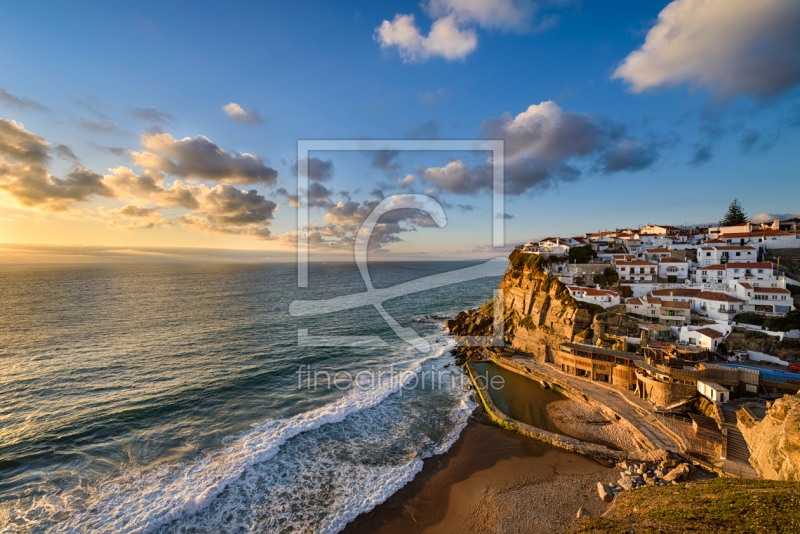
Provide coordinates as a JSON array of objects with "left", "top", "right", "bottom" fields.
[{"left": 572, "top": 478, "right": 800, "bottom": 534}]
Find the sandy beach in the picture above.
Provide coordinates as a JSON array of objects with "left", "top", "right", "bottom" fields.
[{"left": 342, "top": 411, "right": 619, "bottom": 534}]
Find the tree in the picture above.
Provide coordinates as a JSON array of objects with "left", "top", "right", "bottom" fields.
[
  {"left": 567, "top": 245, "right": 597, "bottom": 264},
  {"left": 720, "top": 199, "right": 748, "bottom": 226}
]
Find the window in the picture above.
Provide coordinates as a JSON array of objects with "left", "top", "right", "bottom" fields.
[
  {"left": 735, "top": 252, "right": 741, "bottom": 256},
  {"left": 758, "top": 269, "right": 763, "bottom": 274},
  {"left": 734, "top": 269, "right": 740, "bottom": 274},
  {"left": 706, "top": 252, "right": 711, "bottom": 257}
]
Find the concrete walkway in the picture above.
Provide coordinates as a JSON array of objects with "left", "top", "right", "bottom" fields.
[{"left": 500, "top": 355, "right": 681, "bottom": 454}]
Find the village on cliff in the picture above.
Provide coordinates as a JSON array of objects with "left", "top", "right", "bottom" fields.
[{"left": 451, "top": 202, "right": 800, "bottom": 484}]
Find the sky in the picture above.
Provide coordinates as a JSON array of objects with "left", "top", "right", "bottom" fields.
[{"left": 1, "top": 0, "right": 799, "bottom": 263}]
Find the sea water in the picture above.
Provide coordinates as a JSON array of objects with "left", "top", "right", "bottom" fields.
[{"left": 0, "top": 261, "right": 500, "bottom": 533}]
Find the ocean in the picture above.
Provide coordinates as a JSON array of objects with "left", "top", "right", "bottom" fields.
[{"left": 0, "top": 261, "right": 502, "bottom": 533}]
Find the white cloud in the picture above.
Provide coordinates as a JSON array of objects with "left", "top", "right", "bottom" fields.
[
  {"left": 426, "top": 0, "right": 534, "bottom": 31},
  {"left": 222, "top": 102, "right": 263, "bottom": 125},
  {"left": 750, "top": 212, "right": 800, "bottom": 224},
  {"left": 397, "top": 174, "right": 415, "bottom": 187},
  {"left": 375, "top": 14, "right": 477, "bottom": 62},
  {"left": 375, "top": 1, "right": 563, "bottom": 61},
  {"left": 614, "top": 0, "right": 800, "bottom": 98}
]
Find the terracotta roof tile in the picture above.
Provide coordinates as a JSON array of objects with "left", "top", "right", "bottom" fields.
[{"left": 694, "top": 327, "right": 724, "bottom": 339}]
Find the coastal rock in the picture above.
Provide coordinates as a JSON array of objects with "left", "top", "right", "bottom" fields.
[
  {"left": 663, "top": 464, "right": 692, "bottom": 482},
  {"left": 597, "top": 482, "right": 613, "bottom": 502},
  {"left": 617, "top": 476, "right": 635, "bottom": 491},
  {"left": 738, "top": 393, "right": 800, "bottom": 481}
]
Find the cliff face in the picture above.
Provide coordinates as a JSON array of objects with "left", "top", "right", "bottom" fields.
[
  {"left": 725, "top": 328, "right": 800, "bottom": 363},
  {"left": 500, "top": 266, "right": 594, "bottom": 361},
  {"left": 738, "top": 394, "right": 800, "bottom": 481},
  {"left": 448, "top": 253, "right": 640, "bottom": 362}
]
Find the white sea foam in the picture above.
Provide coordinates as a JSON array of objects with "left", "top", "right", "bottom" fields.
[{"left": 7, "top": 334, "right": 471, "bottom": 534}]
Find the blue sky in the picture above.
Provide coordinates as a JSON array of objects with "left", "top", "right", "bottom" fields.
[{"left": 1, "top": 0, "right": 799, "bottom": 262}]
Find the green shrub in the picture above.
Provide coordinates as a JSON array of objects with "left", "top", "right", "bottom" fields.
[{"left": 519, "top": 316, "right": 537, "bottom": 330}]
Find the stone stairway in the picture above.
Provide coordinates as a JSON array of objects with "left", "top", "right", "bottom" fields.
[{"left": 725, "top": 427, "right": 751, "bottom": 462}]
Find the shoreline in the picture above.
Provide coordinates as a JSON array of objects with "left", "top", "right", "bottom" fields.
[{"left": 342, "top": 410, "right": 618, "bottom": 534}]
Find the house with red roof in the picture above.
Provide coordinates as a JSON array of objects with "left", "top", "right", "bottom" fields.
[
  {"left": 692, "top": 262, "right": 775, "bottom": 284},
  {"left": 697, "top": 245, "right": 758, "bottom": 267},
  {"left": 566, "top": 286, "right": 621, "bottom": 308},
  {"left": 733, "top": 282, "right": 794, "bottom": 315},
  {"left": 615, "top": 259, "right": 657, "bottom": 283}
]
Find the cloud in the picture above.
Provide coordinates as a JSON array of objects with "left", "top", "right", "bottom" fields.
[
  {"left": 690, "top": 143, "right": 713, "bottom": 166},
  {"left": 222, "top": 103, "right": 263, "bottom": 125},
  {"left": 495, "top": 212, "right": 514, "bottom": 219},
  {"left": 376, "top": 1, "right": 564, "bottom": 61},
  {"left": 105, "top": 205, "right": 171, "bottom": 231},
  {"left": 457, "top": 203, "right": 475, "bottom": 212},
  {"left": 750, "top": 212, "right": 800, "bottom": 223},
  {"left": 0, "top": 89, "right": 48, "bottom": 112},
  {"left": 106, "top": 166, "right": 278, "bottom": 238},
  {"left": 405, "top": 119, "right": 441, "bottom": 139},
  {"left": 425, "top": 0, "right": 542, "bottom": 31},
  {"left": 281, "top": 195, "right": 443, "bottom": 251},
  {"left": 276, "top": 182, "right": 335, "bottom": 208},
  {"left": 599, "top": 139, "right": 660, "bottom": 173},
  {"left": 79, "top": 117, "right": 128, "bottom": 135},
  {"left": 291, "top": 157, "right": 335, "bottom": 182},
  {"left": 0, "top": 163, "right": 115, "bottom": 211},
  {"left": 130, "top": 106, "right": 175, "bottom": 125},
  {"left": 418, "top": 89, "right": 451, "bottom": 106},
  {"left": 0, "top": 119, "right": 51, "bottom": 164},
  {"left": 613, "top": 0, "right": 800, "bottom": 98},
  {"left": 371, "top": 150, "right": 402, "bottom": 174},
  {"left": 0, "top": 119, "right": 280, "bottom": 238},
  {"left": 132, "top": 133, "right": 278, "bottom": 186},
  {"left": 374, "top": 14, "right": 477, "bottom": 62},
  {"left": 420, "top": 100, "right": 660, "bottom": 195},
  {"left": 397, "top": 174, "right": 415, "bottom": 188},
  {"left": 54, "top": 144, "right": 79, "bottom": 161}
]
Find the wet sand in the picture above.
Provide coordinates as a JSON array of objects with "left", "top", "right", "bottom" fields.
[{"left": 341, "top": 416, "right": 617, "bottom": 534}]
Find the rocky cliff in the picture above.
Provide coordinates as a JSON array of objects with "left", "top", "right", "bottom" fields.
[
  {"left": 448, "top": 250, "right": 637, "bottom": 362},
  {"left": 738, "top": 394, "right": 800, "bottom": 481}
]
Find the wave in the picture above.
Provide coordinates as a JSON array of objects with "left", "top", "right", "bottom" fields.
[{"left": 2, "top": 335, "right": 473, "bottom": 534}]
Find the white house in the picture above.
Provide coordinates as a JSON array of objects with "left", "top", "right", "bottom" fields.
[
  {"left": 640, "top": 224, "right": 682, "bottom": 235},
  {"left": 693, "top": 262, "right": 774, "bottom": 284},
  {"left": 697, "top": 380, "right": 730, "bottom": 404},
  {"left": 625, "top": 239, "right": 643, "bottom": 254},
  {"left": 658, "top": 258, "right": 689, "bottom": 281},
  {"left": 697, "top": 245, "right": 758, "bottom": 267},
  {"left": 616, "top": 260, "right": 657, "bottom": 283},
  {"left": 659, "top": 300, "right": 691, "bottom": 326},
  {"left": 567, "top": 286, "right": 621, "bottom": 308},
  {"left": 733, "top": 282, "right": 794, "bottom": 315},
  {"left": 523, "top": 237, "right": 571, "bottom": 256},
  {"left": 714, "top": 230, "right": 799, "bottom": 249},
  {"left": 626, "top": 296, "right": 662, "bottom": 318},
  {"left": 679, "top": 326, "right": 726, "bottom": 350},
  {"left": 693, "top": 291, "right": 746, "bottom": 321},
  {"left": 649, "top": 288, "right": 746, "bottom": 321},
  {"left": 644, "top": 247, "right": 672, "bottom": 261}
]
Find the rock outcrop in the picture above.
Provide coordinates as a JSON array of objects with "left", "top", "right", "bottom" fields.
[{"left": 738, "top": 394, "right": 800, "bottom": 481}]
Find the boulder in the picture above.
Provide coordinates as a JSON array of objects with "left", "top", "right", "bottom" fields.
[
  {"left": 597, "top": 482, "right": 613, "bottom": 503},
  {"left": 617, "top": 476, "right": 635, "bottom": 491},
  {"left": 663, "top": 464, "right": 692, "bottom": 482}
]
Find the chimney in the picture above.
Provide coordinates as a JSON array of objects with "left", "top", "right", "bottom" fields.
[{"left": 773, "top": 218, "right": 780, "bottom": 230}]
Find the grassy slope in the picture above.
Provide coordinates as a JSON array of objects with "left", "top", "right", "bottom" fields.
[{"left": 572, "top": 478, "right": 800, "bottom": 534}]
